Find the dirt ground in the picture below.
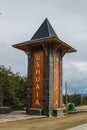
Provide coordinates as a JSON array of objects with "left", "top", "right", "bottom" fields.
[{"left": 0, "top": 106, "right": 87, "bottom": 130}]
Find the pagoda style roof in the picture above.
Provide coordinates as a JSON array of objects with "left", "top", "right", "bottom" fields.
[
  {"left": 13, "top": 18, "right": 76, "bottom": 53},
  {"left": 31, "top": 18, "right": 58, "bottom": 40}
]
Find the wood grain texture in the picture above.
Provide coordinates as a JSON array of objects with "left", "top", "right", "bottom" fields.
[
  {"left": 32, "top": 51, "right": 44, "bottom": 108},
  {"left": 53, "top": 52, "right": 60, "bottom": 108}
]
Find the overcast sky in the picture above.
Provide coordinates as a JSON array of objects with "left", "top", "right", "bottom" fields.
[{"left": 0, "top": 0, "right": 87, "bottom": 94}]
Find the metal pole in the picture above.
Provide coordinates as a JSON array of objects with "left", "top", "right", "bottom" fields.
[{"left": 81, "top": 92, "right": 83, "bottom": 106}]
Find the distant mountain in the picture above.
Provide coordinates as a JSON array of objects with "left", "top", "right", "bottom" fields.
[{"left": 82, "top": 93, "right": 87, "bottom": 97}]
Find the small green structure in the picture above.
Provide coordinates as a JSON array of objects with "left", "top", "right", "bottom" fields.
[
  {"left": 69, "top": 103, "right": 75, "bottom": 111},
  {"left": 66, "top": 102, "right": 76, "bottom": 112}
]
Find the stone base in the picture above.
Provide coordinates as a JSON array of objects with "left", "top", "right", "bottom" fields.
[
  {"left": 41, "top": 109, "right": 49, "bottom": 116},
  {"left": 26, "top": 108, "right": 42, "bottom": 116},
  {"left": 26, "top": 108, "right": 63, "bottom": 117},
  {"left": 53, "top": 108, "right": 63, "bottom": 117}
]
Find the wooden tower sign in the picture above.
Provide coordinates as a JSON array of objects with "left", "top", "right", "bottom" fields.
[
  {"left": 13, "top": 18, "right": 76, "bottom": 116},
  {"left": 53, "top": 52, "right": 60, "bottom": 108},
  {"left": 32, "top": 51, "right": 44, "bottom": 108}
]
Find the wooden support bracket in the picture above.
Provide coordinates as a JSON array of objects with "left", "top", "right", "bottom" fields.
[
  {"left": 25, "top": 49, "right": 32, "bottom": 58},
  {"left": 61, "top": 49, "right": 67, "bottom": 57},
  {"left": 42, "top": 44, "right": 48, "bottom": 56}
]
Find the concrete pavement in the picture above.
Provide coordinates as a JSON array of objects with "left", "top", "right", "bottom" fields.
[
  {"left": 0, "top": 111, "right": 46, "bottom": 123},
  {"left": 67, "top": 123, "right": 87, "bottom": 130}
]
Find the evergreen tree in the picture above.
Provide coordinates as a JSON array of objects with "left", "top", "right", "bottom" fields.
[{"left": 0, "top": 65, "right": 27, "bottom": 110}]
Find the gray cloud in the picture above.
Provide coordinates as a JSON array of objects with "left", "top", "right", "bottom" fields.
[
  {"left": 63, "top": 63, "right": 87, "bottom": 94},
  {"left": 0, "top": 42, "right": 27, "bottom": 75}
]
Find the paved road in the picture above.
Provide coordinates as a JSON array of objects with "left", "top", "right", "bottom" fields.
[{"left": 68, "top": 123, "right": 87, "bottom": 130}]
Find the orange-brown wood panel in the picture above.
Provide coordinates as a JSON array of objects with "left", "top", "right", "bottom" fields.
[
  {"left": 53, "top": 53, "right": 60, "bottom": 109},
  {"left": 58, "top": 60, "right": 60, "bottom": 108},
  {"left": 32, "top": 51, "right": 44, "bottom": 108}
]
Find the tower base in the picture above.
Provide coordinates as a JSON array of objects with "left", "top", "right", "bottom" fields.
[
  {"left": 26, "top": 108, "right": 42, "bottom": 115},
  {"left": 26, "top": 108, "right": 63, "bottom": 117},
  {"left": 53, "top": 108, "right": 63, "bottom": 117}
]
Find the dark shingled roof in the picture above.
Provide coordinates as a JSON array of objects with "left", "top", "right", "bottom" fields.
[
  {"left": 12, "top": 18, "right": 77, "bottom": 53},
  {"left": 31, "top": 18, "right": 58, "bottom": 40}
]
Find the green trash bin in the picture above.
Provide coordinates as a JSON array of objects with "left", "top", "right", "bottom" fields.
[{"left": 69, "top": 103, "right": 75, "bottom": 111}]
